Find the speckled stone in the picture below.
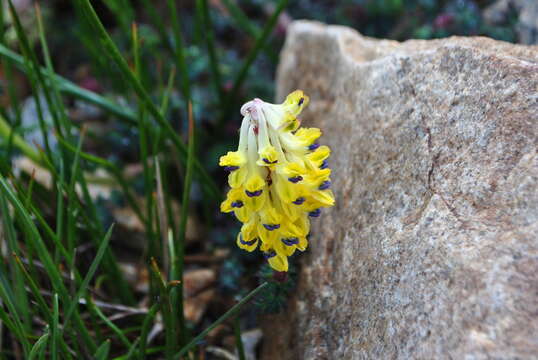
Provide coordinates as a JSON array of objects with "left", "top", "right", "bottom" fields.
[{"left": 262, "top": 21, "right": 538, "bottom": 360}]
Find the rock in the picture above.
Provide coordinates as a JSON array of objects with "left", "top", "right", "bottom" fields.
[{"left": 262, "top": 21, "right": 538, "bottom": 360}]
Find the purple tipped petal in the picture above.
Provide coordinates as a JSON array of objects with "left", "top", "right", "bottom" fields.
[
  {"left": 308, "top": 143, "right": 320, "bottom": 151},
  {"left": 263, "top": 224, "right": 281, "bottom": 231},
  {"left": 320, "top": 160, "right": 328, "bottom": 169},
  {"left": 245, "top": 189, "right": 263, "bottom": 197},
  {"left": 282, "top": 238, "right": 299, "bottom": 246},
  {"left": 292, "top": 197, "right": 305, "bottom": 205},
  {"left": 224, "top": 166, "right": 239, "bottom": 172},
  {"left": 288, "top": 176, "right": 303, "bottom": 183},
  {"left": 318, "top": 180, "right": 331, "bottom": 190},
  {"left": 231, "top": 200, "right": 244, "bottom": 208},
  {"left": 263, "top": 251, "right": 277, "bottom": 259},
  {"left": 263, "top": 158, "right": 278, "bottom": 164},
  {"left": 309, "top": 209, "right": 321, "bottom": 217},
  {"left": 240, "top": 237, "right": 257, "bottom": 246}
]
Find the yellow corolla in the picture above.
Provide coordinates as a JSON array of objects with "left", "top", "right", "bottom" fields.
[{"left": 219, "top": 90, "right": 335, "bottom": 272}]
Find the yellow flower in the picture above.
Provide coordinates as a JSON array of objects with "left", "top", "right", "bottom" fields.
[{"left": 219, "top": 90, "right": 335, "bottom": 272}]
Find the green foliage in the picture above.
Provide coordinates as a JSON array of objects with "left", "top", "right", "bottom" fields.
[
  {"left": 0, "top": 0, "right": 286, "bottom": 358},
  {"left": 255, "top": 264, "right": 297, "bottom": 314}
]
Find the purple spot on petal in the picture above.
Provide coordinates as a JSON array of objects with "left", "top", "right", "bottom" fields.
[
  {"left": 231, "top": 201, "right": 243, "bottom": 208},
  {"left": 263, "top": 251, "right": 277, "bottom": 259},
  {"left": 263, "top": 158, "right": 278, "bottom": 164},
  {"left": 240, "top": 237, "right": 257, "bottom": 246},
  {"left": 245, "top": 189, "right": 263, "bottom": 197},
  {"left": 319, "top": 180, "right": 331, "bottom": 190},
  {"left": 309, "top": 209, "right": 321, "bottom": 217},
  {"left": 224, "top": 166, "right": 239, "bottom": 172},
  {"left": 320, "top": 160, "right": 328, "bottom": 169},
  {"left": 288, "top": 176, "right": 303, "bottom": 183},
  {"left": 282, "top": 238, "right": 299, "bottom": 246},
  {"left": 292, "top": 197, "right": 305, "bottom": 205},
  {"left": 308, "top": 143, "right": 319, "bottom": 151},
  {"left": 263, "top": 224, "right": 280, "bottom": 231}
]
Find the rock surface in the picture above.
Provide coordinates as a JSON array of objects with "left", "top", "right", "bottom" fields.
[{"left": 262, "top": 21, "right": 538, "bottom": 360}]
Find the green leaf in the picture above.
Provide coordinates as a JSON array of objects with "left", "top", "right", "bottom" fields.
[
  {"left": 28, "top": 332, "right": 49, "bottom": 360},
  {"left": 94, "top": 340, "right": 111, "bottom": 360}
]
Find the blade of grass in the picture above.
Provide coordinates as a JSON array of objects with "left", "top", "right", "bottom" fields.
[
  {"left": 154, "top": 159, "right": 170, "bottom": 270},
  {"left": 113, "top": 337, "right": 140, "bottom": 360},
  {"left": 132, "top": 22, "right": 159, "bottom": 263},
  {"left": 0, "top": 301, "right": 2, "bottom": 356},
  {"left": 137, "top": 303, "right": 159, "bottom": 360},
  {"left": 171, "top": 102, "right": 196, "bottom": 349},
  {"left": 159, "top": 67, "right": 177, "bottom": 118},
  {"left": 219, "top": 0, "right": 289, "bottom": 129},
  {"left": 221, "top": 0, "right": 260, "bottom": 37},
  {"left": 102, "top": 0, "right": 134, "bottom": 34},
  {"left": 0, "top": 0, "right": 23, "bottom": 147},
  {"left": 174, "top": 282, "right": 270, "bottom": 359},
  {"left": 0, "top": 186, "right": 31, "bottom": 333},
  {"left": 0, "top": 273, "right": 31, "bottom": 356},
  {"left": 63, "top": 225, "right": 115, "bottom": 327},
  {"left": 153, "top": 68, "right": 177, "bottom": 157},
  {"left": 165, "top": 0, "right": 191, "bottom": 101},
  {"left": 88, "top": 298, "right": 132, "bottom": 350},
  {"left": 0, "top": 299, "right": 18, "bottom": 340},
  {"left": 0, "top": 44, "right": 137, "bottom": 125},
  {"left": 12, "top": 255, "right": 51, "bottom": 324},
  {"left": 196, "top": 0, "right": 224, "bottom": 106},
  {"left": 0, "top": 175, "right": 97, "bottom": 353},
  {"left": 51, "top": 294, "right": 59, "bottom": 360},
  {"left": 34, "top": 2, "right": 74, "bottom": 137},
  {"left": 214, "top": 0, "right": 279, "bottom": 64},
  {"left": 0, "top": 114, "right": 42, "bottom": 163},
  {"left": 28, "top": 332, "right": 49, "bottom": 360},
  {"left": 234, "top": 317, "right": 246, "bottom": 360},
  {"left": 54, "top": 158, "right": 65, "bottom": 263},
  {"left": 138, "top": 0, "right": 177, "bottom": 56},
  {"left": 65, "top": 128, "right": 85, "bottom": 262},
  {"left": 94, "top": 340, "right": 111, "bottom": 360},
  {"left": 149, "top": 258, "right": 177, "bottom": 360},
  {"left": 22, "top": 168, "right": 36, "bottom": 208},
  {"left": 7, "top": 0, "right": 66, "bottom": 144}
]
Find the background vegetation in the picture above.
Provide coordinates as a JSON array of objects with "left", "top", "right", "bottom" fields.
[{"left": 0, "top": 0, "right": 525, "bottom": 358}]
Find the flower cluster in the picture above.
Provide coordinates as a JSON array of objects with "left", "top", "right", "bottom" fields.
[{"left": 219, "top": 91, "right": 334, "bottom": 272}]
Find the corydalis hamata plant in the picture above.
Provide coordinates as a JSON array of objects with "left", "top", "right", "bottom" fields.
[{"left": 219, "top": 91, "right": 334, "bottom": 272}]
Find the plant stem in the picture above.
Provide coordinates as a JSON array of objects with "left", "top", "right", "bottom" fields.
[{"left": 174, "top": 282, "right": 270, "bottom": 359}]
